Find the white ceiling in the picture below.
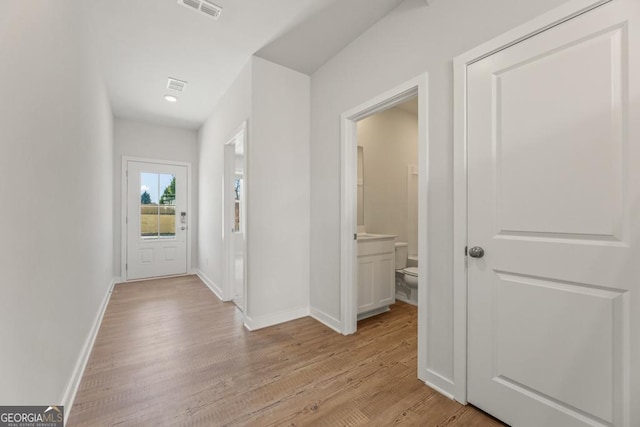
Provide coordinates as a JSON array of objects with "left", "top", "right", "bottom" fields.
[
  {"left": 256, "top": 0, "right": 405, "bottom": 75},
  {"left": 84, "top": 0, "right": 406, "bottom": 130}
]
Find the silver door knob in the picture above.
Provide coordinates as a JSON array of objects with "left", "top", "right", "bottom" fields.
[{"left": 468, "top": 246, "right": 484, "bottom": 258}]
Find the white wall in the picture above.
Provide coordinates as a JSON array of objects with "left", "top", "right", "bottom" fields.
[
  {"left": 358, "top": 107, "right": 418, "bottom": 254},
  {"left": 198, "top": 60, "right": 252, "bottom": 295},
  {"left": 309, "top": 0, "right": 568, "bottom": 394},
  {"left": 247, "top": 57, "right": 310, "bottom": 327},
  {"left": 197, "top": 57, "right": 310, "bottom": 328},
  {"left": 0, "top": 0, "right": 114, "bottom": 406},
  {"left": 113, "top": 118, "right": 199, "bottom": 276}
]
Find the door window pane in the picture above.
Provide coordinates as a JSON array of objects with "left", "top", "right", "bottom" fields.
[{"left": 140, "top": 173, "right": 176, "bottom": 239}]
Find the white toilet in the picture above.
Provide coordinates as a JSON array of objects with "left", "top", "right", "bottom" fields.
[{"left": 394, "top": 242, "right": 418, "bottom": 305}]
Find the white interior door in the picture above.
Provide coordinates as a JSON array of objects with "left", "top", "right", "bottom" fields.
[
  {"left": 466, "top": 1, "right": 639, "bottom": 426},
  {"left": 126, "top": 161, "right": 188, "bottom": 280},
  {"left": 224, "top": 126, "right": 246, "bottom": 311}
]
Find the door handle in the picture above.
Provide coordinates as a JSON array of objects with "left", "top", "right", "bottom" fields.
[{"left": 468, "top": 246, "right": 484, "bottom": 258}]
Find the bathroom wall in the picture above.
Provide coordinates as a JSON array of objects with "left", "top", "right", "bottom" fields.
[{"left": 358, "top": 105, "right": 418, "bottom": 255}]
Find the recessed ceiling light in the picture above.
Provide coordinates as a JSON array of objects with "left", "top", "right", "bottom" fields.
[{"left": 165, "top": 95, "right": 178, "bottom": 103}]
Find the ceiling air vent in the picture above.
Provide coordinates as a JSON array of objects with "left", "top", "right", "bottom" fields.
[
  {"left": 167, "top": 77, "right": 187, "bottom": 92},
  {"left": 182, "top": 0, "right": 200, "bottom": 10},
  {"left": 177, "top": 0, "right": 223, "bottom": 21}
]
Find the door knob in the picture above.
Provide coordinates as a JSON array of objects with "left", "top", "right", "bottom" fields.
[{"left": 468, "top": 246, "right": 484, "bottom": 258}]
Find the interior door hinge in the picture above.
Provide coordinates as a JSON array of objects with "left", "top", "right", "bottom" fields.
[
  {"left": 354, "top": 233, "right": 357, "bottom": 241},
  {"left": 465, "top": 246, "right": 468, "bottom": 256},
  {"left": 126, "top": 216, "right": 128, "bottom": 224},
  {"left": 126, "top": 263, "right": 128, "bottom": 270}
]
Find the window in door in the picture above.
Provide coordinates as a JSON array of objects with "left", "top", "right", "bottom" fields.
[{"left": 140, "top": 172, "right": 176, "bottom": 239}]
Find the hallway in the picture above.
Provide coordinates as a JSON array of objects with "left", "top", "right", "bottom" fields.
[{"left": 68, "top": 276, "right": 501, "bottom": 426}]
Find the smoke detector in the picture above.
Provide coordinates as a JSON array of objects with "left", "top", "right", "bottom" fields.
[{"left": 177, "top": 0, "right": 223, "bottom": 20}]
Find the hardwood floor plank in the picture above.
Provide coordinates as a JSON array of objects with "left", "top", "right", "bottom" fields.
[{"left": 67, "top": 275, "right": 504, "bottom": 426}]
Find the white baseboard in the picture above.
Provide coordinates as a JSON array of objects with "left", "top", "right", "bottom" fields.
[
  {"left": 309, "top": 307, "right": 342, "bottom": 334},
  {"left": 395, "top": 294, "right": 418, "bottom": 306},
  {"left": 357, "top": 306, "right": 391, "bottom": 321},
  {"left": 196, "top": 269, "right": 224, "bottom": 301},
  {"left": 62, "top": 277, "right": 116, "bottom": 425},
  {"left": 244, "top": 306, "right": 310, "bottom": 331},
  {"left": 422, "top": 368, "right": 455, "bottom": 400}
]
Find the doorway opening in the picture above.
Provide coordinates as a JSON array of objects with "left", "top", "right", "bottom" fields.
[
  {"left": 356, "top": 97, "right": 419, "bottom": 316},
  {"left": 340, "top": 75, "right": 429, "bottom": 383},
  {"left": 224, "top": 122, "right": 248, "bottom": 312}
]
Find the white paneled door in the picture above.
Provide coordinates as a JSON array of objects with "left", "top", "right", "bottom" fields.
[
  {"left": 126, "top": 161, "right": 188, "bottom": 280},
  {"left": 466, "top": 1, "right": 639, "bottom": 426}
]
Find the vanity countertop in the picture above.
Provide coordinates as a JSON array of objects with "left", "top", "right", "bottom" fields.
[{"left": 357, "top": 233, "right": 397, "bottom": 242}]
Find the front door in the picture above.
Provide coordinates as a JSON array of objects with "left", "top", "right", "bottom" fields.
[
  {"left": 466, "top": 1, "right": 638, "bottom": 426},
  {"left": 126, "top": 160, "right": 188, "bottom": 280}
]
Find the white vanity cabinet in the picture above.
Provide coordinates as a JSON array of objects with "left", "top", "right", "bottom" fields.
[{"left": 356, "top": 234, "right": 396, "bottom": 318}]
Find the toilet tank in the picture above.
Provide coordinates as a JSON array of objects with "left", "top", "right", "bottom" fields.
[{"left": 395, "top": 242, "right": 408, "bottom": 269}]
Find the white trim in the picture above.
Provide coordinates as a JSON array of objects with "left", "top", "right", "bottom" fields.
[
  {"left": 223, "top": 144, "right": 235, "bottom": 302},
  {"left": 62, "top": 278, "right": 116, "bottom": 425},
  {"left": 196, "top": 269, "right": 224, "bottom": 301},
  {"left": 394, "top": 294, "right": 417, "bottom": 306},
  {"left": 243, "top": 307, "right": 310, "bottom": 331},
  {"left": 424, "top": 369, "right": 455, "bottom": 399},
  {"left": 452, "top": 0, "right": 611, "bottom": 405},
  {"left": 424, "top": 376, "right": 455, "bottom": 401},
  {"left": 223, "top": 121, "right": 248, "bottom": 306},
  {"left": 340, "top": 75, "right": 428, "bottom": 335},
  {"left": 121, "top": 156, "right": 193, "bottom": 282},
  {"left": 242, "top": 120, "right": 250, "bottom": 322},
  {"left": 309, "top": 307, "right": 342, "bottom": 334},
  {"left": 340, "top": 74, "right": 432, "bottom": 390}
]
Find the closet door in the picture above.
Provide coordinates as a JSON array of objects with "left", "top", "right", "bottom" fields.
[{"left": 465, "top": 1, "right": 639, "bottom": 425}]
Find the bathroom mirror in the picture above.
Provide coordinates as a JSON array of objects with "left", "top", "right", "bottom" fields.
[{"left": 357, "top": 146, "right": 364, "bottom": 226}]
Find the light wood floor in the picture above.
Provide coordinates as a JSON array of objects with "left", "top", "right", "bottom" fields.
[{"left": 68, "top": 275, "right": 504, "bottom": 426}]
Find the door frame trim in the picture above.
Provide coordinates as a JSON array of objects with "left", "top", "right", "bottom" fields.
[
  {"left": 339, "top": 73, "right": 430, "bottom": 382},
  {"left": 223, "top": 121, "right": 248, "bottom": 308},
  {"left": 452, "top": 0, "right": 612, "bottom": 404},
  {"left": 121, "top": 156, "right": 193, "bottom": 281}
]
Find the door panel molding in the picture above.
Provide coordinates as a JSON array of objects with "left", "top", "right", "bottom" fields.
[{"left": 453, "top": 0, "right": 620, "bottom": 408}]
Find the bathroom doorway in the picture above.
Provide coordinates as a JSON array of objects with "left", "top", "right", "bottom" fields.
[
  {"left": 356, "top": 97, "right": 419, "bottom": 310},
  {"left": 340, "top": 75, "right": 429, "bottom": 382}
]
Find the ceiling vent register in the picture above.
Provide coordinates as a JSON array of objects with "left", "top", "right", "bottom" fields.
[
  {"left": 177, "top": 0, "right": 223, "bottom": 20},
  {"left": 167, "top": 77, "right": 188, "bottom": 92}
]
